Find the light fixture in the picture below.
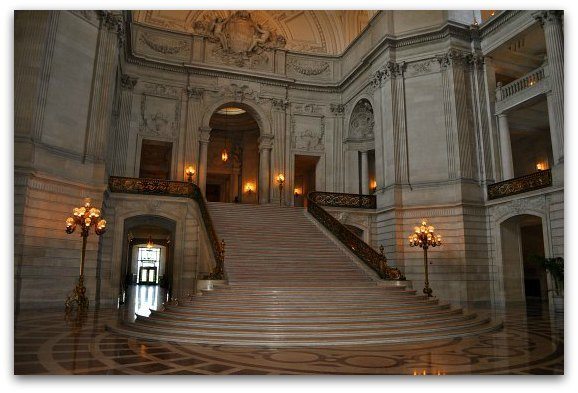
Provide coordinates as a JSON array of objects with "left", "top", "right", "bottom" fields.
[
  {"left": 221, "top": 149, "right": 229, "bottom": 163},
  {"left": 244, "top": 182, "right": 255, "bottom": 195},
  {"left": 64, "top": 198, "right": 107, "bottom": 312},
  {"left": 146, "top": 235, "right": 154, "bottom": 249},
  {"left": 294, "top": 187, "right": 302, "bottom": 196},
  {"left": 370, "top": 180, "right": 377, "bottom": 193},
  {"left": 536, "top": 162, "right": 545, "bottom": 171},
  {"left": 408, "top": 219, "right": 442, "bottom": 297},
  {"left": 185, "top": 166, "right": 196, "bottom": 182},
  {"left": 276, "top": 174, "right": 285, "bottom": 206}
]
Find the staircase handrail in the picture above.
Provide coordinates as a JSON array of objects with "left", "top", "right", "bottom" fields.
[
  {"left": 307, "top": 191, "right": 405, "bottom": 280},
  {"left": 108, "top": 176, "right": 225, "bottom": 279}
]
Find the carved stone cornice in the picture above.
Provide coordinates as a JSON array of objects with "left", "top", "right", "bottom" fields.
[
  {"left": 120, "top": 74, "right": 138, "bottom": 90},
  {"left": 369, "top": 60, "right": 406, "bottom": 89},
  {"left": 330, "top": 103, "right": 345, "bottom": 116},
  {"left": 186, "top": 87, "right": 204, "bottom": 100},
  {"left": 533, "top": 10, "right": 563, "bottom": 27}
]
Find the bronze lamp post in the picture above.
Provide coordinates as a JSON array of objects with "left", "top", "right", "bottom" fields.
[
  {"left": 276, "top": 173, "right": 285, "bottom": 206},
  {"left": 64, "top": 198, "right": 107, "bottom": 312},
  {"left": 408, "top": 219, "right": 442, "bottom": 297}
]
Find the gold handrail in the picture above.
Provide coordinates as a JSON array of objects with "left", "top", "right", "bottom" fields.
[
  {"left": 307, "top": 191, "right": 404, "bottom": 280},
  {"left": 108, "top": 176, "right": 224, "bottom": 279}
]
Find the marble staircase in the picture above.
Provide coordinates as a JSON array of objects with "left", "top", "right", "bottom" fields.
[{"left": 109, "top": 202, "right": 501, "bottom": 346}]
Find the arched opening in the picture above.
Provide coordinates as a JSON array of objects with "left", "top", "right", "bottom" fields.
[
  {"left": 121, "top": 215, "right": 176, "bottom": 316},
  {"left": 346, "top": 98, "right": 375, "bottom": 194},
  {"left": 207, "top": 104, "right": 261, "bottom": 204},
  {"left": 500, "top": 214, "right": 549, "bottom": 308}
]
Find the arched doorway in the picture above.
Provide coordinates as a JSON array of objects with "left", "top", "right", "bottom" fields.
[
  {"left": 206, "top": 105, "right": 261, "bottom": 204},
  {"left": 121, "top": 215, "right": 176, "bottom": 312},
  {"left": 500, "top": 214, "right": 549, "bottom": 307}
]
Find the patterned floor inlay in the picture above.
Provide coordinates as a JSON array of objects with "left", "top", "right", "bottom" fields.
[{"left": 14, "top": 303, "right": 563, "bottom": 375}]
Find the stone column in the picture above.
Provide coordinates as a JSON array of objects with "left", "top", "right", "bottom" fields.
[
  {"left": 84, "top": 11, "right": 121, "bottom": 163},
  {"left": 497, "top": 114, "right": 514, "bottom": 180},
  {"left": 258, "top": 134, "right": 274, "bottom": 204},
  {"left": 534, "top": 11, "right": 564, "bottom": 164},
  {"left": 111, "top": 74, "right": 137, "bottom": 176},
  {"left": 198, "top": 127, "right": 211, "bottom": 196},
  {"left": 360, "top": 150, "right": 370, "bottom": 194}
]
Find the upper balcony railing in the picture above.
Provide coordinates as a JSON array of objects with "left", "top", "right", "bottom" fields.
[
  {"left": 307, "top": 191, "right": 404, "bottom": 280},
  {"left": 108, "top": 176, "right": 225, "bottom": 279},
  {"left": 487, "top": 169, "right": 552, "bottom": 200},
  {"left": 496, "top": 65, "right": 547, "bottom": 102}
]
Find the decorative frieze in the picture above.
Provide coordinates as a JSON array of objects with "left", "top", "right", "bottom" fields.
[
  {"left": 293, "top": 103, "right": 322, "bottom": 115},
  {"left": 141, "top": 81, "right": 181, "bottom": 98},
  {"left": 218, "top": 83, "right": 260, "bottom": 102},
  {"left": 287, "top": 58, "right": 330, "bottom": 77},
  {"left": 436, "top": 49, "right": 471, "bottom": 70},
  {"left": 139, "top": 32, "right": 189, "bottom": 55}
]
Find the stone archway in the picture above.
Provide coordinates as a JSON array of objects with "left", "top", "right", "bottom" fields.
[{"left": 199, "top": 100, "right": 274, "bottom": 204}]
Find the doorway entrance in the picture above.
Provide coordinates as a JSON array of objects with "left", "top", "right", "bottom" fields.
[
  {"left": 207, "top": 105, "right": 260, "bottom": 204},
  {"left": 500, "top": 214, "right": 549, "bottom": 307},
  {"left": 294, "top": 155, "right": 320, "bottom": 207}
]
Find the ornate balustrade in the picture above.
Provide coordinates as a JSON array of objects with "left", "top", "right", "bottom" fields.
[
  {"left": 496, "top": 65, "right": 546, "bottom": 102},
  {"left": 487, "top": 169, "right": 552, "bottom": 200},
  {"left": 307, "top": 192, "right": 404, "bottom": 280},
  {"left": 308, "top": 191, "right": 376, "bottom": 209},
  {"left": 108, "top": 176, "right": 225, "bottom": 279}
]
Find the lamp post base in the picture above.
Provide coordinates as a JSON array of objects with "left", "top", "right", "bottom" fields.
[
  {"left": 423, "top": 284, "right": 433, "bottom": 297},
  {"left": 65, "top": 275, "right": 89, "bottom": 313}
]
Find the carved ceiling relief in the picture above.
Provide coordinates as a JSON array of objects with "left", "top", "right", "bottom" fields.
[
  {"left": 134, "top": 10, "right": 371, "bottom": 55},
  {"left": 348, "top": 99, "right": 374, "bottom": 140},
  {"left": 200, "top": 11, "right": 286, "bottom": 68}
]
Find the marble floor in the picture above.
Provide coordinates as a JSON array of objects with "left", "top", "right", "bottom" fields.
[{"left": 13, "top": 286, "right": 564, "bottom": 375}]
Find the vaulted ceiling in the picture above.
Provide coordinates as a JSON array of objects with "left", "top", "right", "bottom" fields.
[{"left": 132, "top": 10, "right": 377, "bottom": 55}]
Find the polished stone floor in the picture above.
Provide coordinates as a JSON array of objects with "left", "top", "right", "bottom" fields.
[{"left": 13, "top": 285, "right": 564, "bottom": 375}]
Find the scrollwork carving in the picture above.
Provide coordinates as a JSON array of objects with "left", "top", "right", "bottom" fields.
[{"left": 287, "top": 59, "right": 330, "bottom": 76}]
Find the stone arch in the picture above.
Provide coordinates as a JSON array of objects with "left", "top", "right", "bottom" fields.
[{"left": 201, "top": 98, "right": 272, "bottom": 137}]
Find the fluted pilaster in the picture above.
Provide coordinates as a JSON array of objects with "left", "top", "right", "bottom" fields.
[
  {"left": 535, "top": 11, "right": 564, "bottom": 164},
  {"left": 84, "top": 12, "right": 121, "bottom": 162},
  {"left": 185, "top": 87, "right": 204, "bottom": 178},
  {"left": 111, "top": 74, "right": 137, "bottom": 176}
]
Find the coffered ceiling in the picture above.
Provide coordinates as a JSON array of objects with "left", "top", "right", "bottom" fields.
[{"left": 132, "top": 10, "right": 377, "bottom": 55}]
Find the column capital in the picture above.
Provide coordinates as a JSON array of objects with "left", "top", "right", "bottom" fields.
[
  {"left": 120, "top": 74, "right": 138, "bottom": 90},
  {"left": 187, "top": 87, "right": 204, "bottom": 100},
  {"left": 199, "top": 127, "right": 211, "bottom": 143},
  {"left": 533, "top": 11, "right": 563, "bottom": 27},
  {"left": 330, "top": 103, "right": 345, "bottom": 116},
  {"left": 258, "top": 134, "right": 274, "bottom": 150},
  {"left": 271, "top": 98, "right": 289, "bottom": 112}
]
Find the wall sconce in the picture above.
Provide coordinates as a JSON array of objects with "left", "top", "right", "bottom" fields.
[
  {"left": 244, "top": 182, "right": 255, "bottom": 195},
  {"left": 294, "top": 187, "right": 302, "bottom": 197},
  {"left": 536, "top": 162, "right": 548, "bottom": 171},
  {"left": 370, "top": 180, "right": 377, "bottom": 193},
  {"left": 185, "top": 166, "right": 196, "bottom": 182},
  {"left": 221, "top": 149, "right": 229, "bottom": 163}
]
